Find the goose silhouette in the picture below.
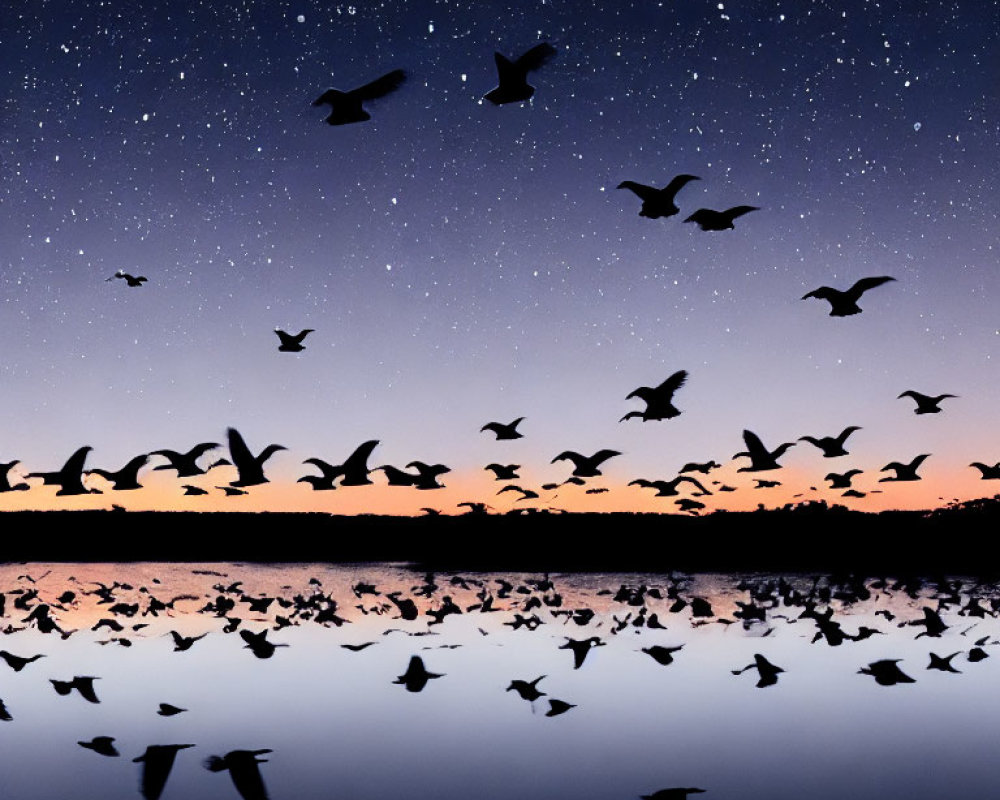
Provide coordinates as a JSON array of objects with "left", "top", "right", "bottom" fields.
[
  {"left": 133, "top": 744, "right": 195, "bottom": 800},
  {"left": 226, "top": 428, "right": 285, "bottom": 487},
  {"left": 87, "top": 454, "right": 149, "bottom": 490},
  {"left": 617, "top": 175, "right": 700, "bottom": 219},
  {"left": 733, "top": 430, "right": 795, "bottom": 472},
  {"left": 879, "top": 454, "right": 930, "bottom": 482},
  {"left": 551, "top": 449, "right": 621, "bottom": 478},
  {"left": 480, "top": 417, "right": 525, "bottom": 439},
  {"left": 970, "top": 462, "right": 1000, "bottom": 479},
  {"left": 151, "top": 443, "right": 223, "bottom": 476},
  {"left": 684, "top": 205, "right": 758, "bottom": 230},
  {"left": 205, "top": 749, "right": 272, "bottom": 800},
  {"left": 898, "top": 390, "right": 957, "bottom": 414},
  {"left": 484, "top": 43, "right": 557, "bottom": 105},
  {"left": 802, "top": 276, "right": 895, "bottom": 316},
  {"left": 798, "top": 426, "right": 861, "bottom": 457},
  {"left": 621, "top": 370, "right": 687, "bottom": 422},
  {"left": 0, "top": 460, "right": 29, "bottom": 492},
  {"left": 27, "top": 446, "right": 100, "bottom": 495},
  {"left": 275, "top": 328, "right": 313, "bottom": 352}
]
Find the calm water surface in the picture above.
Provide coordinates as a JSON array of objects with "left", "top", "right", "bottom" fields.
[{"left": 1, "top": 562, "right": 998, "bottom": 800}]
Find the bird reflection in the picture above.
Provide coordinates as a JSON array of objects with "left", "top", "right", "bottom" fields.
[
  {"left": 205, "top": 749, "right": 272, "bottom": 800},
  {"left": 732, "top": 653, "right": 784, "bottom": 687},
  {"left": 50, "top": 675, "right": 100, "bottom": 703},
  {"left": 393, "top": 655, "right": 443, "bottom": 692},
  {"left": 133, "top": 744, "right": 195, "bottom": 800}
]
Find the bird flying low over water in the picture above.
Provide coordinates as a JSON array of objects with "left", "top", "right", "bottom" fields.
[
  {"left": 484, "top": 42, "right": 558, "bottom": 105},
  {"left": 879, "top": 454, "right": 930, "bottom": 482},
  {"left": 798, "top": 426, "right": 861, "bottom": 458},
  {"left": 684, "top": 205, "right": 758, "bottom": 230},
  {"left": 313, "top": 69, "right": 406, "bottom": 125},
  {"left": 801, "top": 276, "right": 895, "bottom": 316},
  {"left": 617, "top": 174, "right": 700, "bottom": 219},
  {"left": 733, "top": 430, "right": 795, "bottom": 472},
  {"left": 898, "top": 390, "right": 957, "bottom": 414},
  {"left": 621, "top": 370, "right": 687, "bottom": 422},
  {"left": 274, "top": 328, "right": 313, "bottom": 352},
  {"left": 732, "top": 653, "right": 784, "bottom": 688},
  {"left": 552, "top": 449, "right": 621, "bottom": 478},
  {"left": 480, "top": 417, "right": 525, "bottom": 439},
  {"left": 227, "top": 428, "right": 286, "bottom": 488},
  {"left": 27, "top": 446, "right": 99, "bottom": 495}
]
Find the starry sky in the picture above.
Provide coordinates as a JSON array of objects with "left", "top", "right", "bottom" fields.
[{"left": 2, "top": 0, "right": 998, "bottom": 515}]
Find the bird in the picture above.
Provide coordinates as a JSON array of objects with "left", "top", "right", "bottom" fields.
[
  {"left": 801, "top": 276, "right": 896, "bottom": 316},
  {"left": 825, "top": 469, "right": 863, "bottom": 489},
  {"left": 300, "top": 440, "right": 379, "bottom": 489},
  {"left": 617, "top": 175, "right": 701, "bottom": 219},
  {"left": 898, "top": 390, "right": 957, "bottom": 414},
  {"left": 732, "top": 653, "right": 784, "bottom": 687},
  {"left": 480, "top": 417, "right": 525, "bottom": 440},
  {"left": 551, "top": 449, "right": 621, "bottom": 478},
  {"left": 798, "top": 426, "right": 861, "bottom": 458},
  {"left": 107, "top": 269, "right": 147, "bottom": 286},
  {"left": 0, "top": 650, "right": 45, "bottom": 672},
  {"left": 733, "top": 429, "right": 795, "bottom": 472},
  {"left": 483, "top": 42, "right": 558, "bottom": 105},
  {"left": 506, "top": 675, "right": 546, "bottom": 701},
  {"left": 169, "top": 630, "right": 208, "bottom": 652},
  {"left": 640, "top": 789, "right": 706, "bottom": 800},
  {"left": 0, "top": 698, "right": 10, "bottom": 721},
  {"left": 545, "top": 699, "right": 576, "bottom": 717},
  {"left": 226, "top": 427, "right": 286, "bottom": 487},
  {"left": 50, "top": 675, "right": 100, "bottom": 703},
  {"left": 313, "top": 69, "right": 406, "bottom": 125},
  {"left": 26, "top": 446, "right": 99, "bottom": 495},
  {"left": 157, "top": 703, "right": 187, "bottom": 716},
  {"left": 393, "top": 655, "right": 443, "bottom": 692},
  {"left": 927, "top": 652, "right": 962, "bottom": 673},
  {"left": 205, "top": 749, "right": 272, "bottom": 800},
  {"left": 406, "top": 461, "right": 451, "bottom": 489},
  {"left": 78, "top": 736, "right": 120, "bottom": 757},
  {"left": 621, "top": 370, "right": 688, "bottom": 422},
  {"left": 879, "top": 454, "right": 930, "bottom": 482},
  {"left": 684, "top": 205, "right": 758, "bottom": 230},
  {"left": 151, "top": 443, "right": 224, "bottom": 476},
  {"left": 858, "top": 659, "right": 915, "bottom": 686},
  {"left": 87, "top": 454, "right": 149, "bottom": 490},
  {"left": 641, "top": 645, "right": 684, "bottom": 666},
  {"left": 498, "top": 484, "right": 539, "bottom": 501},
  {"left": 559, "top": 636, "right": 605, "bottom": 669},
  {"left": 485, "top": 463, "right": 521, "bottom": 480},
  {"left": 219, "top": 485, "right": 248, "bottom": 496},
  {"left": 181, "top": 485, "right": 209, "bottom": 495},
  {"left": 970, "top": 462, "right": 1000, "bottom": 480},
  {"left": 240, "top": 628, "right": 287, "bottom": 659},
  {"left": 274, "top": 328, "right": 313, "bottom": 352},
  {"left": 675, "top": 498, "right": 706, "bottom": 514},
  {"left": 678, "top": 460, "right": 720, "bottom": 475},
  {"left": 133, "top": 744, "right": 195, "bottom": 800},
  {"left": 0, "top": 461, "right": 29, "bottom": 492},
  {"left": 630, "top": 476, "right": 711, "bottom": 497}
]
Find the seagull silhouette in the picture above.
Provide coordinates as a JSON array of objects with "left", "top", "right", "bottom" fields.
[
  {"left": 169, "top": 630, "right": 207, "bottom": 651},
  {"left": 498, "top": 484, "right": 539, "bottom": 501},
  {"left": 641, "top": 644, "right": 684, "bottom": 666},
  {"left": 678, "top": 460, "right": 720, "bottom": 475},
  {"left": 406, "top": 461, "right": 451, "bottom": 489},
  {"left": 484, "top": 43, "right": 557, "bottom": 105},
  {"left": 559, "top": 636, "right": 605, "bottom": 669},
  {"left": 107, "top": 269, "right": 147, "bottom": 286},
  {"left": 205, "top": 749, "right": 272, "bottom": 800},
  {"left": 226, "top": 428, "right": 286, "bottom": 487},
  {"left": 879, "top": 454, "right": 930, "bottom": 482},
  {"left": 485, "top": 463, "right": 521, "bottom": 480},
  {"left": 151, "top": 443, "right": 223, "bottom": 476},
  {"left": 480, "top": 417, "right": 525, "bottom": 439},
  {"left": 802, "top": 276, "right": 895, "bottom": 316},
  {"left": 684, "top": 205, "right": 758, "bottom": 230},
  {"left": 733, "top": 430, "right": 795, "bottom": 472},
  {"left": 621, "top": 370, "right": 687, "bottom": 422},
  {"left": 824, "top": 469, "right": 863, "bottom": 489},
  {"left": 133, "top": 744, "right": 195, "bottom": 800},
  {"left": 27, "top": 446, "right": 99, "bottom": 495},
  {"left": 240, "top": 628, "right": 288, "bottom": 659},
  {"left": 313, "top": 69, "right": 406, "bottom": 125},
  {"left": 551, "top": 449, "right": 621, "bottom": 478},
  {"left": 629, "top": 476, "right": 710, "bottom": 497},
  {"left": 274, "top": 328, "right": 313, "bottom": 352},
  {"left": 970, "top": 462, "right": 1000, "bottom": 480},
  {"left": 87, "top": 454, "right": 149, "bottom": 490},
  {"left": 617, "top": 175, "right": 700, "bottom": 219},
  {"left": 898, "top": 390, "right": 957, "bottom": 414},
  {"left": 300, "top": 440, "right": 379, "bottom": 489},
  {"left": 0, "top": 650, "right": 45, "bottom": 672},
  {"left": 798, "top": 426, "right": 861, "bottom": 457},
  {"left": 858, "top": 659, "right": 915, "bottom": 686}
]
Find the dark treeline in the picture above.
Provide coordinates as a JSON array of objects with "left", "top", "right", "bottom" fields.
[{"left": 5, "top": 496, "right": 1000, "bottom": 575}]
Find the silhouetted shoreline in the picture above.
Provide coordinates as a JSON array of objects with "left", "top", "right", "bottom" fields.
[{"left": 5, "top": 496, "right": 999, "bottom": 574}]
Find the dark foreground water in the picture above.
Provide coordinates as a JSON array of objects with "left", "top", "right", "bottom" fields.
[{"left": 1, "top": 563, "right": 998, "bottom": 800}]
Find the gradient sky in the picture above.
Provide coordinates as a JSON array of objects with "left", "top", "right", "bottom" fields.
[{"left": 2, "top": 0, "right": 998, "bottom": 514}]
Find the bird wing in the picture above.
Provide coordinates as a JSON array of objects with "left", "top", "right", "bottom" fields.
[
  {"left": 847, "top": 275, "right": 895, "bottom": 300},
  {"left": 663, "top": 173, "right": 701, "bottom": 198},
  {"left": 60, "top": 447, "right": 93, "bottom": 479},
  {"left": 725, "top": 205, "right": 759, "bottom": 220},
  {"left": 227, "top": 752, "right": 271, "bottom": 800},
  {"left": 801, "top": 286, "right": 836, "bottom": 301},
  {"left": 312, "top": 88, "right": 345, "bottom": 107},
  {"left": 616, "top": 181, "right": 659, "bottom": 201},
  {"left": 514, "top": 42, "right": 558, "bottom": 71},
  {"left": 351, "top": 69, "right": 406, "bottom": 100},
  {"left": 342, "top": 439, "right": 379, "bottom": 475},
  {"left": 591, "top": 449, "right": 621, "bottom": 466},
  {"left": 303, "top": 458, "right": 340, "bottom": 480},
  {"left": 654, "top": 370, "right": 687, "bottom": 398},
  {"left": 741, "top": 429, "right": 767, "bottom": 458},
  {"left": 226, "top": 428, "right": 256, "bottom": 478}
]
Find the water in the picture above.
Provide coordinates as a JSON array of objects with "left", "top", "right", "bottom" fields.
[{"left": 1, "top": 563, "right": 998, "bottom": 800}]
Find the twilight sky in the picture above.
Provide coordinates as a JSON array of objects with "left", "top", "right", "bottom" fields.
[{"left": 1, "top": 0, "right": 998, "bottom": 514}]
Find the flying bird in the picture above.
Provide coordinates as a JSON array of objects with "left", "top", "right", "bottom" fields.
[
  {"left": 801, "top": 276, "right": 895, "bottom": 316},
  {"left": 798, "top": 427, "right": 861, "bottom": 458},
  {"left": 79, "top": 736, "right": 120, "bottom": 757},
  {"left": 107, "top": 270, "right": 147, "bottom": 286},
  {"left": 858, "top": 659, "right": 915, "bottom": 686},
  {"left": 406, "top": 461, "right": 451, "bottom": 489},
  {"left": 87, "top": 454, "right": 149, "bottom": 490},
  {"left": 300, "top": 440, "right": 380, "bottom": 490},
  {"left": 506, "top": 675, "right": 547, "bottom": 702},
  {"left": 181, "top": 485, "right": 209, "bottom": 496},
  {"left": 733, "top": 430, "right": 795, "bottom": 472},
  {"left": 483, "top": 42, "right": 558, "bottom": 105},
  {"left": 684, "top": 205, "right": 758, "bottom": 230},
  {"left": 640, "top": 789, "right": 706, "bottom": 800},
  {"left": 545, "top": 699, "right": 576, "bottom": 717},
  {"left": 50, "top": 675, "right": 100, "bottom": 703},
  {"left": 551, "top": 449, "right": 621, "bottom": 478},
  {"left": 393, "top": 655, "right": 443, "bottom": 692},
  {"left": 498, "top": 484, "right": 539, "bottom": 501},
  {"left": 274, "top": 328, "right": 313, "bottom": 352},
  {"left": 970, "top": 462, "right": 1000, "bottom": 480},
  {"left": 824, "top": 469, "right": 863, "bottom": 489},
  {"left": 27, "top": 446, "right": 98, "bottom": 495},
  {"left": 0, "top": 650, "right": 45, "bottom": 672},
  {"left": 226, "top": 428, "right": 286, "bottom": 487},
  {"left": 629, "top": 476, "right": 710, "bottom": 497},
  {"left": 559, "top": 636, "right": 605, "bottom": 669},
  {"left": 678, "top": 460, "right": 720, "bottom": 475},
  {"left": 133, "top": 744, "right": 194, "bottom": 800},
  {"left": 617, "top": 174, "right": 700, "bottom": 219},
  {"left": 621, "top": 370, "right": 687, "bottom": 422},
  {"left": 485, "top": 463, "right": 521, "bottom": 480},
  {"left": 313, "top": 69, "right": 406, "bottom": 125},
  {"left": 879, "top": 454, "right": 930, "bottom": 482},
  {"left": 151, "top": 443, "right": 224, "bottom": 477},
  {"left": 898, "top": 390, "right": 957, "bottom": 414},
  {"left": 480, "top": 417, "right": 525, "bottom": 440},
  {"left": 641, "top": 645, "right": 684, "bottom": 666},
  {"left": 732, "top": 653, "right": 784, "bottom": 688},
  {"left": 205, "top": 749, "right": 272, "bottom": 800}
]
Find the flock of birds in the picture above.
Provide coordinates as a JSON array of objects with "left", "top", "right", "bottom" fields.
[{"left": 2, "top": 565, "right": 999, "bottom": 799}]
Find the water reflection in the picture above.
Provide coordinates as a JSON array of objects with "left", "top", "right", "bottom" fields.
[{"left": 1, "top": 563, "right": 999, "bottom": 799}]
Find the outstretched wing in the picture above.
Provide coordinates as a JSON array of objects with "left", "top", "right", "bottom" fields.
[
  {"left": 663, "top": 173, "right": 701, "bottom": 199},
  {"left": 724, "top": 205, "right": 759, "bottom": 220},
  {"left": 343, "top": 439, "right": 379, "bottom": 475},
  {"left": 351, "top": 69, "right": 406, "bottom": 100},
  {"left": 514, "top": 42, "right": 558, "bottom": 72},
  {"left": 847, "top": 275, "right": 895, "bottom": 301},
  {"left": 655, "top": 370, "right": 688, "bottom": 398},
  {"left": 741, "top": 429, "right": 767, "bottom": 459},
  {"left": 616, "top": 181, "right": 659, "bottom": 201}
]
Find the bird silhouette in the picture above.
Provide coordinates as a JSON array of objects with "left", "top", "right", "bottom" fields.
[
  {"left": 219, "top": 485, "right": 248, "bottom": 496},
  {"left": 406, "top": 461, "right": 451, "bottom": 489},
  {"left": 275, "top": 328, "right": 313, "bottom": 352},
  {"left": 393, "top": 655, "right": 443, "bottom": 692},
  {"left": 559, "top": 636, "right": 605, "bottom": 669},
  {"left": 733, "top": 430, "right": 795, "bottom": 472},
  {"left": 506, "top": 675, "right": 546, "bottom": 701},
  {"left": 675, "top": 498, "right": 706, "bottom": 514},
  {"left": 0, "top": 461, "right": 29, "bottom": 492},
  {"left": 205, "top": 749, "right": 272, "bottom": 800},
  {"left": 617, "top": 175, "right": 700, "bottom": 219},
  {"left": 801, "top": 276, "right": 895, "bottom": 316},
  {"left": 629, "top": 476, "right": 711, "bottom": 497},
  {"left": 169, "top": 630, "right": 208, "bottom": 651},
  {"left": 858, "top": 659, "right": 915, "bottom": 686},
  {"left": 484, "top": 43, "right": 557, "bottom": 105},
  {"left": 50, "top": 675, "right": 100, "bottom": 703},
  {"left": 927, "top": 652, "right": 962, "bottom": 673},
  {"left": 551, "top": 449, "right": 621, "bottom": 478},
  {"left": 182, "top": 485, "right": 209, "bottom": 495},
  {"left": 107, "top": 269, "right": 147, "bottom": 286},
  {"left": 498, "top": 484, "right": 539, "bottom": 501},
  {"left": 545, "top": 699, "right": 576, "bottom": 717},
  {"left": 485, "top": 463, "right": 521, "bottom": 480},
  {"left": 678, "top": 460, "right": 721, "bottom": 475},
  {"left": 301, "top": 440, "right": 379, "bottom": 489},
  {"left": 898, "top": 390, "right": 957, "bottom": 414},
  {"left": 151, "top": 443, "right": 224, "bottom": 476},
  {"left": 0, "top": 698, "right": 10, "bottom": 721},
  {"left": 970, "top": 462, "right": 1000, "bottom": 479},
  {"left": 641, "top": 644, "right": 684, "bottom": 666},
  {"left": 157, "top": 702, "right": 187, "bottom": 716},
  {"left": 27, "top": 446, "right": 99, "bottom": 495},
  {"left": 87, "top": 454, "right": 149, "bottom": 490},
  {"left": 621, "top": 370, "right": 687, "bottom": 422},
  {"left": 78, "top": 736, "right": 119, "bottom": 757},
  {"left": 879, "top": 454, "right": 930, "bottom": 482},
  {"left": 480, "top": 417, "right": 525, "bottom": 440},
  {"left": 684, "top": 205, "right": 758, "bottom": 230},
  {"left": 240, "top": 628, "right": 287, "bottom": 659},
  {"left": 640, "top": 789, "right": 706, "bottom": 800},
  {"left": 824, "top": 469, "right": 863, "bottom": 489},
  {"left": 732, "top": 653, "right": 784, "bottom": 687},
  {"left": 313, "top": 69, "right": 406, "bottom": 125},
  {"left": 226, "top": 428, "right": 286, "bottom": 487},
  {"left": 0, "top": 650, "right": 45, "bottom": 672},
  {"left": 133, "top": 744, "right": 195, "bottom": 800},
  {"left": 798, "top": 426, "right": 861, "bottom": 457}
]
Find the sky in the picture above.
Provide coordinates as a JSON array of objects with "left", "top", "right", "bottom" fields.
[{"left": 1, "top": 0, "right": 998, "bottom": 515}]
